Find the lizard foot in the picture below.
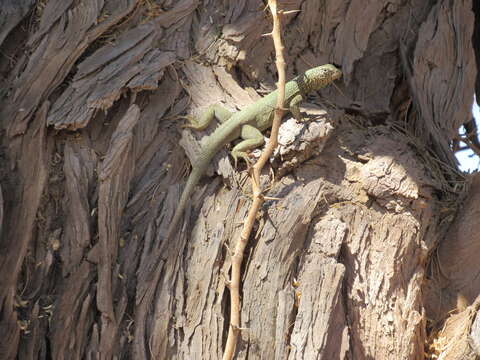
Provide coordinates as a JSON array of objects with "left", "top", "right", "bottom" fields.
[
  {"left": 179, "top": 115, "right": 202, "bottom": 129},
  {"left": 231, "top": 151, "right": 253, "bottom": 169}
]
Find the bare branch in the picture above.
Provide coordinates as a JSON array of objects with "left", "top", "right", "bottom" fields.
[{"left": 222, "top": 0, "right": 287, "bottom": 358}]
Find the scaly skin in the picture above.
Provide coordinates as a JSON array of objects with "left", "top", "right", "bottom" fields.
[{"left": 167, "top": 64, "right": 342, "bottom": 238}]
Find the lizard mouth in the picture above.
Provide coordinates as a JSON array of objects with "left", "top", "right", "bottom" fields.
[
  {"left": 325, "top": 64, "right": 343, "bottom": 80},
  {"left": 301, "top": 64, "right": 342, "bottom": 91}
]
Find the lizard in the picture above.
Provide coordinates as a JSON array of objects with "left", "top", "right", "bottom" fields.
[{"left": 166, "top": 64, "right": 342, "bottom": 238}]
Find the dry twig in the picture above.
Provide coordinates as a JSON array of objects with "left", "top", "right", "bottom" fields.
[{"left": 222, "top": 1, "right": 286, "bottom": 358}]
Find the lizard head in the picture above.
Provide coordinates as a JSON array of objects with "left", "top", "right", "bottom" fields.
[{"left": 302, "top": 64, "right": 342, "bottom": 91}]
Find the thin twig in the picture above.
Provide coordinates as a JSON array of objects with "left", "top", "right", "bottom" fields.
[
  {"left": 222, "top": 1, "right": 286, "bottom": 359},
  {"left": 459, "top": 136, "right": 480, "bottom": 157}
]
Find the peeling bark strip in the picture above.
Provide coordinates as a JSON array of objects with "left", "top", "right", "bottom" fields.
[
  {"left": 0, "top": 102, "right": 50, "bottom": 358},
  {"left": 97, "top": 105, "right": 140, "bottom": 357},
  {"left": 48, "top": 23, "right": 176, "bottom": 131},
  {"left": 0, "top": 0, "right": 35, "bottom": 47},
  {"left": 425, "top": 173, "right": 480, "bottom": 323},
  {"left": 60, "top": 141, "right": 97, "bottom": 276},
  {"left": 2, "top": 0, "right": 137, "bottom": 136},
  {"left": 0, "top": 0, "right": 475, "bottom": 359},
  {"left": 410, "top": 0, "right": 476, "bottom": 165}
]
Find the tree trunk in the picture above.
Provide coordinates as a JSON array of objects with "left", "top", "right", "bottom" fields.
[{"left": 0, "top": 0, "right": 477, "bottom": 359}]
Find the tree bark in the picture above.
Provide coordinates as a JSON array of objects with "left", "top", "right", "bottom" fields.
[{"left": 0, "top": 0, "right": 477, "bottom": 359}]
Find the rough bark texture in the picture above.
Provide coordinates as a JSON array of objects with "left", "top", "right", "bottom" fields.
[{"left": 0, "top": 0, "right": 477, "bottom": 359}]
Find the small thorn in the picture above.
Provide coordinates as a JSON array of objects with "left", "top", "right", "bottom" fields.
[
  {"left": 261, "top": 32, "right": 273, "bottom": 37},
  {"left": 220, "top": 270, "right": 232, "bottom": 286},
  {"left": 223, "top": 243, "right": 233, "bottom": 257},
  {"left": 231, "top": 324, "right": 249, "bottom": 332},
  {"left": 264, "top": 196, "right": 281, "bottom": 201},
  {"left": 281, "top": 9, "right": 301, "bottom": 15}
]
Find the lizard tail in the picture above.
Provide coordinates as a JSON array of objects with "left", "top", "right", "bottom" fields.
[{"left": 166, "top": 168, "right": 203, "bottom": 240}]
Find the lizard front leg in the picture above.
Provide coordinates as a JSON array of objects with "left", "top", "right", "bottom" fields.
[
  {"left": 231, "top": 124, "right": 265, "bottom": 167},
  {"left": 289, "top": 94, "right": 304, "bottom": 121},
  {"left": 183, "top": 104, "right": 233, "bottom": 130}
]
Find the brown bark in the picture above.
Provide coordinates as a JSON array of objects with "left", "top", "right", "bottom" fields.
[{"left": 0, "top": 0, "right": 477, "bottom": 359}]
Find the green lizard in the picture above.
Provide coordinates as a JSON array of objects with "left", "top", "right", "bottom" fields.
[{"left": 167, "top": 64, "right": 342, "bottom": 237}]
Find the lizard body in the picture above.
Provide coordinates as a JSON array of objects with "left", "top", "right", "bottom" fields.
[{"left": 167, "top": 64, "right": 342, "bottom": 237}]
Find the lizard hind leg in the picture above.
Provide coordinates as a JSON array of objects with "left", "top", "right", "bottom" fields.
[
  {"left": 231, "top": 124, "right": 265, "bottom": 167},
  {"left": 182, "top": 104, "right": 233, "bottom": 131}
]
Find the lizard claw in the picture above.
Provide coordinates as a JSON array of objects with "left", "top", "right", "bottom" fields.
[
  {"left": 232, "top": 154, "right": 239, "bottom": 169},
  {"left": 180, "top": 115, "right": 198, "bottom": 129},
  {"left": 231, "top": 151, "right": 253, "bottom": 169},
  {"left": 244, "top": 153, "right": 254, "bottom": 166}
]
